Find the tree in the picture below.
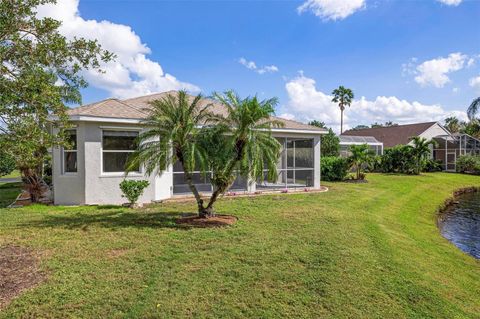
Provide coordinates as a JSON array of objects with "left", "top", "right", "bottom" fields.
[
  {"left": 308, "top": 120, "right": 326, "bottom": 128},
  {"left": 462, "top": 120, "right": 480, "bottom": 138},
  {"left": 321, "top": 128, "right": 340, "bottom": 156},
  {"left": 348, "top": 144, "right": 373, "bottom": 180},
  {"left": 201, "top": 91, "right": 282, "bottom": 216},
  {"left": 467, "top": 97, "right": 480, "bottom": 121},
  {"left": 331, "top": 86, "right": 354, "bottom": 134},
  {"left": 444, "top": 116, "right": 462, "bottom": 133},
  {"left": 409, "top": 137, "right": 437, "bottom": 175},
  {"left": 0, "top": 145, "right": 16, "bottom": 177},
  {"left": 0, "top": 0, "right": 112, "bottom": 201},
  {"left": 353, "top": 125, "right": 369, "bottom": 130},
  {"left": 127, "top": 91, "right": 215, "bottom": 216},
  {"left": 371, "top": 121, "right": 398, "bottom": 128}
]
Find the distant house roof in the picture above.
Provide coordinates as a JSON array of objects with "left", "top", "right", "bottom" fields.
[
  {"left": 342, "top": 122, "right": 438, "bottom": 148},
  {"left": 339, "top": 135, "right": 382, "bottom": 145},
  {"left": 67, "top": 91, "right": 326, "bottom": 133}
]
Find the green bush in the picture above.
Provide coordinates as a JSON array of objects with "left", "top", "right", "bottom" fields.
[
  {"left": 119, "top": 180, "right": 150, "bottom": 207},
  {"left": 424, "top": 159, "right": 442, "bottom": 172},
  {"left": 321, "top": 156, "right": 349, "bottom": 181},
  {"left": 0, "top": 149, "right": 16, "bottom": 177},
  {"left": 379, "top": 145, "right": 417, "bottom": 174},
  {"left": 456, "top": 155, "right": 480, "bottom": 173}
]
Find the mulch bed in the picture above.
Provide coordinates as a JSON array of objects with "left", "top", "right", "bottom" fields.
[
  {"left": 176, "top": 215, "right": 238, "bottom": 228},
  {"left": 0, "top": 245, "right": 46, "bottom": 309}
]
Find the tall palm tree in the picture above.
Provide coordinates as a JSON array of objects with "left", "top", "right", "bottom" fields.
[
  {"left": 409, "top": 137, "right": 437, "bottom": 175},
  {"left": 201, "top": 91, "right": 283, "bottom": 216},
  {"left": 126, "top": 90, "right": 215, "bottom": 215},
  {"left": 332, "top": 86, "right": 354, "bottom": 134},
  {"left": 348, "top": 144, "right": 373, "bottom": 180},
  {"left": 467, "top": 97, "right": 480, "bottom": 121}
]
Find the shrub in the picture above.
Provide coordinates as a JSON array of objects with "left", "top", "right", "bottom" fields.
[
  {"left": 321, "top": 156, "right": 349, "bottom": 181},
  {"left": 119, "top": 180, "right": 150, "bottom": 207},
  {"left": 456, "top": 155, "right": 480, "bottom": 173},
  {"left": 0, "top": 149, "right": 16, "bottom": 177},
  {"left": 424, "top": 159, "right": 442, "bottom": 172},
  {"left": 321, "top": 129, "right": 340, "bottom": 157},
  {"left": 379, "top": 145, "right": 417, "bottom": 174}
]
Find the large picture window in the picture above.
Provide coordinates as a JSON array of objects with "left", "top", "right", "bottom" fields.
[
  {"left": 62, "top": 130, "right": 77, "bottom": 173},
  {"left": 102, "top": 130, "right": 139, "bottom": 173}
]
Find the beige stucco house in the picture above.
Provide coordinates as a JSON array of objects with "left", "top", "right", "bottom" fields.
[{"left": 52, "top": 91, "right": 327, "bottom": 205}]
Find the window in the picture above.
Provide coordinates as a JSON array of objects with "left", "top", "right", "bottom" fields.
[
  {"left": 62, "top": 130, "right": 77, "bottom": 173},
  {"left": 102, "top": 130, "right": 139, "bottom": 173}
]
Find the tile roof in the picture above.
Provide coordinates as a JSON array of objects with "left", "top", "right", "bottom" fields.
[
  {"left": 342, "top": 122, "right": 438, "bottom": 148},
  {"left": 68, "top": 91, "right": 326, "bottom": 132}
]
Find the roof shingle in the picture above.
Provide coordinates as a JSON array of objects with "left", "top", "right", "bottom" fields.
[
  {"left": 68, "top": 91, "right": 325, "bottom": 132},
  {"left": 342, "top": 122, "right": 438, "bottom": 147}
]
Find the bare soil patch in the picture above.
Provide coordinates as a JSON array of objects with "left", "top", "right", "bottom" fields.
[
  {"left": 0, "top": 245, "right": 45, "bottom": 309},
  {"left": 176, "top": 214, "right": 238, "bottom": 228}
]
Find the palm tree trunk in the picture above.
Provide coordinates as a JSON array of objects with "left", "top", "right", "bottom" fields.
[
  {"left": 340, "top": 109, "right": 344, "bottom": 134},
  {"left": 183, "top": 170, "right": 206, "bottom": 216}
]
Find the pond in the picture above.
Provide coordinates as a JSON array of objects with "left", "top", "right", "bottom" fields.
[{"left": 438, "top": 191, "right": 480, "bottom": 259}]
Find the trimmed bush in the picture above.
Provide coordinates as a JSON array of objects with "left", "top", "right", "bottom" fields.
[
  {"left": 456, "top": 155, "right": 480, "bottom": 173},
  {"left": 119, "top": 180, "right": 150, "bottom": 207},
  {"left": 379, "top": 145, "right": 417, "bottom": 174},
  {"left": 321, "top": 156, "right": 349, "bottom": 181}
]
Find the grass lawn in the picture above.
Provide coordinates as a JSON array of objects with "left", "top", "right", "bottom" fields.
[
  {"left": 1, "top": 170, "right": 20, "bottom": 179},
  {"left": 0, "top": 173, "right": 479, "bottom": 318},
  {"left": 0, "top": 182, "right": 21, "bottom": 208}
]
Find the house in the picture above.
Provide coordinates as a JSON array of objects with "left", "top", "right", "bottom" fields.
[
  {"left": 342, "top": 121, "right": 480, "bottom": 171},
  {"left": 52, "top": 91, "right": 327, "bottom": 205},
  {"left": 339, "top": 135, "right": 383, "bottom": 157}
]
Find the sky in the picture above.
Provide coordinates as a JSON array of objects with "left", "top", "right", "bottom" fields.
[{"left": 37, "top": 0, "right": 480, "bottom": 132}]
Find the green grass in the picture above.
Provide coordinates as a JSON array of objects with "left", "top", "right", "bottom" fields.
[
  {"left": 0, "top": 173, "right": 479, "bottom": 318},
  {"left": 0, "top": 182, "right": 21, "bottom": 208},
  {"left": 1, "top": 170, "right": 20, "bottom": 179}
]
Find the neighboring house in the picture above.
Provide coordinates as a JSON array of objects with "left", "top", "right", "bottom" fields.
[
  {"left": 339, "top": 135, "right": 383, "bottom": 157},
  {"left": 343, "top": 121, "right": 480, "bottom": 171},
  {"left": 52, "top": 91, "right": 327, "bottom": 205}
]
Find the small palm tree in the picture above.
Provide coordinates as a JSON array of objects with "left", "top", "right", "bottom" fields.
[
  {"left": 444, "top": 116, "right": 461, "bottom": 133},
  {"left": 201, "top": 91, "right": 283, "bottom": 216},
  {"left": 409, "top": 137, "right": 437, "bottom": 175},
  {"left": 127, "top": 90, "right": 215, "bottom": 215},
  {"left": 332, "top": 86, "right": 354, "bottom": 134},
  {"left": 349, "top": 144, "right": 374, "bottom": 180},
  {"left": 467, "top": 97, "right": 480, "bottom": 121}
]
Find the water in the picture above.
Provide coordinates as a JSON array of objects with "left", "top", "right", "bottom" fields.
[{"left": 438, "top": 192, "right": 480, "bottom": 259}]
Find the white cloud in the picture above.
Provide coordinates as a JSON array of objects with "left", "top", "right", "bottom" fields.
[
  {"left": 282, "top": 73, "right": 467, "bottom": 133},
  {"left": 36, "top": 0, "right": 199, "bottom": 99},
  {"left": 436, "top": 0, "right": 462, "bottom": 6},
  {"left": 297, "top": 0, "right": 366, "bottom": 21},
  {"left": 238, "top": 58, "right": 279, "bottom": 74},
  {"left": 470, "top": 76, "right": 480, "bottom": 91},
  {"left": 413, "top": 53, "right": 467, "bottom": 88}
]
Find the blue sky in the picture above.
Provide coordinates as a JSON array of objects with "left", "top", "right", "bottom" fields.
[{"left": 38, "top": 0, "right": 480, "bottom": 131}]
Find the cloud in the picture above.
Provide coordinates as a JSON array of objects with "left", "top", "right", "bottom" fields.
[
  {"left": 238, "top": 58, "right": 279, "bottom": 74},
  {"left": 408, "top": 53, "right": 468, "bottom": 88},
  {"left": 470, "top": 76, "right": 480, "bottom": 91},
  {"left": 36, "top": 0, "right": 199, "bottom": 99},
  {"left": 436, "top": 0, "right": 462, "bottom": 6},
  {"left": 282, "top": 73, "right": 467, "bottom": 133},
  {"left": 297, "top": 0, "right": 366, "bottom": 21}
]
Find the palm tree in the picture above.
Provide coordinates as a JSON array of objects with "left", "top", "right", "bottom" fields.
[
  {"left": 409, "top": 137, "right": 437, "bottom": 175},
  {"left": 201, "top": 91, "right": 283, "bottom": 216},
  {"left": 348, "top": 144, "right": 373, "bottom": 180},
  {"left": 444, "top": 116, "right": 461, "bottom": 133},
  {"left": 126, "top": 90, "right": 215, "bottom": 215},
  {"left": 332, "top": 86, "right": 354, "bottom": 134},
  {"left": 467, "top": 97, "right": 480, "bottom": 121}
]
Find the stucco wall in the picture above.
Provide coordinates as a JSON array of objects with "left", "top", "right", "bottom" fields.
[
  {"left": 53, "top": 123, "right": 322, "bottom": 205},
  {"left": 52, "top": 123, "right": 86, "bottom": 205},
  {"left": 82, "top": 121, "right": 159, "bottom": 205}
]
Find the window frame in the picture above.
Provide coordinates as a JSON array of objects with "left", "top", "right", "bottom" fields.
[
  {"left": 61, "top": 129, "right": 78, "bottom": 175},
  {"left": 101, "top": 128, "right": 142, "bottom": 176}
]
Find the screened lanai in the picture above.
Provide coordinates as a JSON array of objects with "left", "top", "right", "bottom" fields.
[
  {"left": 339, "top": 135, "right": 384, "bottom": 157},
  {"left": 432, "top": 133, "right": 480, "bottom": 171}
]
